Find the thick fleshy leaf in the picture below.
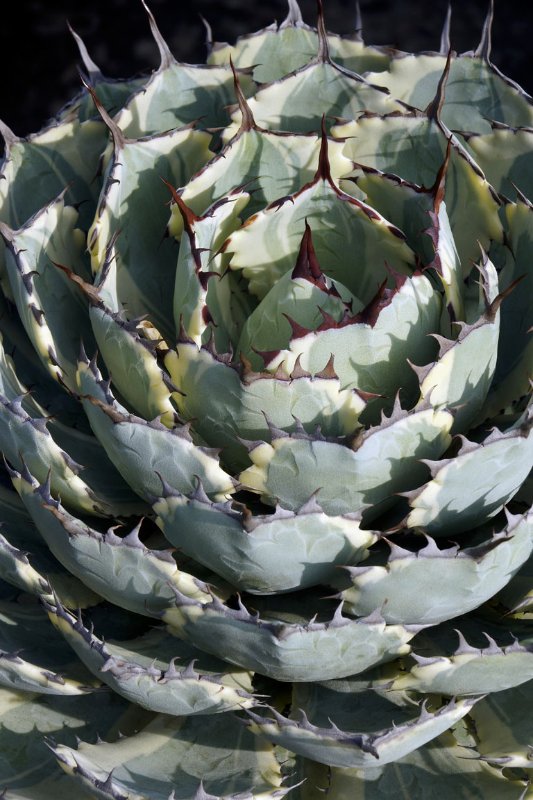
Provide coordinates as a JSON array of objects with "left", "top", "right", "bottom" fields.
[
  {"left": 162, "top": 590, "right": 417, "bottom": 682},
  {"left": 0, "top": 195, "right": 95, "bottom": 391},
  {"left": 0, "top": 532, "right": 97, "bottom": 610},
  {"left": 88, "top": 117, "right": 212, "bottom": 339},
  {"left": 395, "top": 612, "right": 533, "bottom": 696},
  {"left": 115, "top": 57, "right": 255, "bottom": 136},
  {"left": 45, "top": 417, "right": 148, "bottom": 517},
  {"left": 12, "top": 465, "right": 211, "bottom": 618},
  {"left": 0, "top": 595, "right": 97, "bottom": 695},
  {"left": 495, "top": 550, "right": 533, "bottom": 617},
  {"left": 234, "top": 365, "right": 366, "bottom": 440},
  {"left": 172, "top": 189, "right": 254, "bottom": 352},
  {"left": 0, "top": 117, "right": 105, "bottom": 233},
  {"left": 425, "top": 177, "right": 464, "bottom": 320},
  {"left": 239, "top": 404, "right": 453, "bottom": 517},
  {"left": 0, "top": 374, "right": 141, "bottom": 516},
  {"left": 0, "top": 527, "right": 49, "bottom": 598},
  {"left": 155, "top": 486, "right": 376, "bottom": 594},
  {"left": 462, "top": 123, "right": 533, "bottom": 202},
  {"left": 46, "top": 598, "right": 256, "bottom": 716},
  {"left": 333, "top": 114, "right": 503, "bottom": 271},
  {"left": 62, "top": 257, "right": 180, "bottom": 426},
  {"left": 226, "top": 60, "right": 404, "bottom": 137},
  {"left": 237, "top": 270, "right": 357, "bottom": 372},
  {"left": 349, "top": 167, "right": 436, "bottom": 266},
  {"left": 246, "top": 682, "right": 478, "bottom": 768},
  {"left": 76, "top": 355, "right": 235, "bottom": 503},
  {"left": 208, "top": 15, "right": 390, "bottom": 82},
  {"left": 366, "top": 53, "right": 533, "bottom": 133},
  {"left": 406, "top": 403, "right": 533, "bottom": 534},
  {"left": 414, "top": 253, "right": 502, "bottom": 431},
  {"left": 481, "top": 199, "right": 533, "bottom": 416},
  {"left": 168, "top": 128, "right": 351, "bottom": 239},
  {"left": 338, "top": 510, "right": 533, "bottom": 624},
  {"left": 0, "top": 290, "right": 88, "bottom": 429},
  {"left": 0, "top": 481, "right": 99, "bottom": 607},
  {"left": 0, "top": 288, "right": 150, "bottom": 518},
  {"left": 52, "top": 713, "right": 287, "bottom": 800},
  {"left": 165, "top": 341, "right": 367, "bottom": 470},
  {"left": 90, "top": 310, "right": 178, "bottom": 427},
  {"left": 1, "top": 6, "right": 533, "bottom": 798}
]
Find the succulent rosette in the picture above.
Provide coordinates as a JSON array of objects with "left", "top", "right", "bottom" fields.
[{"left": 0, "top": 1, "right": 532, "bottom": 798}]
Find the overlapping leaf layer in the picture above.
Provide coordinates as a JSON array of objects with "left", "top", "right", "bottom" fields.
[{"left": 0, "top": 1, "right": 532, "bottom": 797}]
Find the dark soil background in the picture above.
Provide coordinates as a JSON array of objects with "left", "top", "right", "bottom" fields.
[{"left": 2, "top": 0, "right": 532, "bottom": 135}]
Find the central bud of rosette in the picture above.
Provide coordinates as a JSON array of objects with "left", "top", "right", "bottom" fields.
[{"left": 165, "top": 120, "right": 442, "bottom": 469}]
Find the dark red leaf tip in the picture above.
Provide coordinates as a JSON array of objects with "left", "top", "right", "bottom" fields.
[
  {"left": 425, "top": 48, "right": 454, "bottom": 123},
  {"left": 313, "top": 115, "right": 333, "bottom": 184},
  {"left": 229, "top": 55, "right": 256, "bottom": 133},
  {"left": 291, "top": 221, "right": 326, "bottom": 285}
]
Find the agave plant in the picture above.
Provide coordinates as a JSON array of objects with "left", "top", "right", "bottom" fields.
[{"left": 0, "top": 0, "right": 532, "bottom": 797}]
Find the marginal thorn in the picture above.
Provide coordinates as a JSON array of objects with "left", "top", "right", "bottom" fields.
[
  {"left": 487, "top": 274, "right": 525, "bottom": 320},
  {"left": 314, "top": 353, "right": 337, "bottom": 380},
  {"left": 100, "top": 769, "right": 115, "bottom": 792},
  {"left": 283, "top": 313, "right": 312, "bottom": 340}
]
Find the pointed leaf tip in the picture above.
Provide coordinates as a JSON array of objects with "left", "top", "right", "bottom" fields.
[
  {"left": 425, "top": 48, "right": 454, "bottom": 122},
  {"left": 314, "top": 114, "right": 333, "bottom": 183},
  {"left": 431, "top": 136, "right": 452, "bottom": 210},
  {"left": 281, "top": 0, "right": 304, "bottom": 28},
  {"left": 141, "top": 0, "right": 175, "bottom": 69},
  {"left": 229, "top": 56, "right": 256, "bottom": 133},
  {"left": 79, "top": 75, "right": 125, "bottom": 148},
  {"left": 439, "top": 4, "right": 452, "bottom": 55},
  {"left": 291, "top": 221, "right": 325, "bottom": 285},
  {"left": 0, "top": 118, "right": 18, "bottom": 146},
  {"left": 161, "top": 177, "right": 201, "bottom": 229},
  {"left": 198, "top": 14, "right": 213, "bottom": 52},
  {"left": 316, "top": 0, "right": 330, "bottom": 62},
  {"left": 474, "top": 0, "right": 494, "bottom": 62},
  {"left": 67, "top": 22, "right": 102, "bottom": 79},
  {"left": 354, "top": 1, "right": 363, "bottom": 41}
]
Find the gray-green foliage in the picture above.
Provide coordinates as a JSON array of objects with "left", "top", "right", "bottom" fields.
[{"left": 0, "top": 1, "right": 532, "bottom": 798}]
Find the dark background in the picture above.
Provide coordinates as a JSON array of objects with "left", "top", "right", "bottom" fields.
[{"left": 2, "top": 0, "right": 532, "bottom": 135}]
